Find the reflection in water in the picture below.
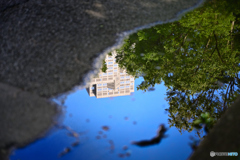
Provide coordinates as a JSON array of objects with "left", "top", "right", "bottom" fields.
[
  {"left": 132, "top": 124, "right": 168, "bottom": 147},
  {"left": 10, "top": 1, "right": 240, "bottom": 160},
  {"left": 115, "top": 0, "right": 240, "bottom": 137},
  {"left": 86, "top": 51, "right": 134, "bottom": 98}
]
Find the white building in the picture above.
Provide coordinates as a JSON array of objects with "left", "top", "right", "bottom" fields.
[{"left": 86, "top": 50, "right": 134, "bottom": 98}]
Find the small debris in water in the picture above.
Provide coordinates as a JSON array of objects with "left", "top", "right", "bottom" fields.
[
  {"left": 98, "top": 131, "right": 103, "bottom": 134},
  {"left": 67, "top": 132, "right": 79, "bottom": 138},
  {"left": 118, "top": 153, "right": 125, "bottom": 158},
  {"left": 133, "top": 121, "right": 137, "bottom": 125},
  {"left": 86, "top": 119, "right": 90, "bottom": 123},
  {"left": 64, "top": 126, "right": 72, "bottom": 131},
  {"left": 124, "top": 117, "right": 128, "bottom": 120},
  {"left": 96, "top": 135, "right": 101, "bottom": 139},
  {"left": 125, "top": 150, "right": 132, "bottom": 157},
  {"left": 59, "top": 147, "right": 71, "bottom": 157},
  {"left": 102, "top": 126, "right": 110, "bottom": 131},
  {"left": 69, "top": 113, "right": 73, "bottom": 117},
  {"left": 71, "top": 141, "right": 80, "bottom": 147},
  {"left": 122, "top": 145, "right": 128, "bottom": 150},
  {"left": 131, "top": 124, "right": 167, "bottom": 147}
]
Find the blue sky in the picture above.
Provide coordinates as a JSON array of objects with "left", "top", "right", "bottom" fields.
[{"left": 11, "top": 77, "right": 200, "bottom": 160}]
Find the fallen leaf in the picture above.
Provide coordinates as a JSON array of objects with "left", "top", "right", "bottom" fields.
[
  {"left": 72, "top": 132, "right": 79, "bottom": 138},
  {"left": 125, "top": 151, "right": 131, "bottom": 157},
  {"left": 59, "top": 147, "right": 71, "bottom": 157},
  {"left": 71, "top": 141, "right": 80, "bottom": 147},
  {"left": 118, "top": 153, "right": 125, "bottom": 158},
  {"left": 102, "top": 126, "right": 109, "bottom": 131},
  {"left": 67, "top": 132, "right": 79, "bottom": 138}
]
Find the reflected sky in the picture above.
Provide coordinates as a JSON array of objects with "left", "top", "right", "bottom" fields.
[{"left": 10, "top": 77, "right": 201, "bottom": 160}]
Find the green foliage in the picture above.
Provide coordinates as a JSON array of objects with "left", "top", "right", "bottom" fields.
[
  {"left": 193, "top": 112, "right": 215, "bottom": 133},
  {"left": 101, "top": 59, "right": 107, "bottom": 73},
  {"left": 165, "top": 87, "right": 226, "bottom": 134},
  {"left": 101, "top": 52, "right": 113, "bottom": 73},
  {"left": 115, "top": 0, "right": 240, "bottom": 134}
]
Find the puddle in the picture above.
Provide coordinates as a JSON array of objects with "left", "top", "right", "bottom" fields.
[
  {"left": 10, "top": 78, "right": 201, "bottom": 160},
  {"left": 10, "top": 53, "right": 201, "bottom": 160},
  {"left": 9, "top": 0, "right": 240, "bottom": 159}
]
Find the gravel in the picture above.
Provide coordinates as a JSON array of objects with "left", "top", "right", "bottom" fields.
[{"left": 0, "top": 0, "right": 203, "bottom": 98}]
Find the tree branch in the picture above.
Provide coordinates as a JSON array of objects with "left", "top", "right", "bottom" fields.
[
  {"left": 214, "top": 33, "right": 224, "bottom": 63},
  {"left": 231, "top": 21, "right": 235, "bottom": 50},
  {"left": 209, "top": 46, "right": 216, "bottom": 58}
]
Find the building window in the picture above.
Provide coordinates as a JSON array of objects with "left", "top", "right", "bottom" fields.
[
  {"left": 97, "top": 84, "right": 102, "bottom": 86},
  {"left": 126, "top": 76, "right": 130, "bottom": 78},
  {"left": 108, "top": 67, "right": 113, "bottom": 69},
  {"left": 98, "top": 89, "right": 102, "bottom": 91},
  {"left": 114, "top": 64, "right": 118, "bottom": 67},
  {"left": 103, "top": 88, "right": 107, "bottom": 90},
  {"left": 131, "top": 83, "right": 134, "bottom": 85},
  {"left": 120, "top": 86, "right": 124, "bottom": 89},
  {"left": 103, "top": 83, "right": 107, "bottom": 86},
  {"left": 108, "top": 88, "right": 113, "bottom": 90},
  {"left": 108, "top": 73, "right": 113, "bottom": 75},
  {"left": 131, "top": 78, "right": 134, "bottom": 80},
  {"left": 114, "top": 70, "right": 117, "bottom": 72},
  {"left": 126, "top": 86, "right": 130, "bottom": 88},
  {"left": 121, "top": 77, "right": 124, "bottom": 79},
  {"left": 126, "top": 81, "right": 130, "bottom": 84},
  {"left": 108, "top": 62, "right": 113, "bottom": 64},
  {"left": 103, "top": 73, "right": 107, "bottom": 76},
  {"left": 91, "top": 87, "right": 94, "bottom": 90},
  {"left": 120, "top": 82, "right": 125, "bottom": 84}
]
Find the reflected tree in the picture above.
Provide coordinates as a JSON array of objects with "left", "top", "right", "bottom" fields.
[{"left": 115, "top": 0, "right": 240, "bottom": 133}]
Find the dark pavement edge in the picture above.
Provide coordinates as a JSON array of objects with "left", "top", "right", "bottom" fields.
[
  {"left": 0, "top": 82, "right": 62, "bottom": 160},
  {"left": 189, "top": 96, "right": 240, "bottom": 160}
]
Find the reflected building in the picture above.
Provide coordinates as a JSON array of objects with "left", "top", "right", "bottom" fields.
[{"left": 86, "top": 51, "right": 134, "bottom": 98}]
